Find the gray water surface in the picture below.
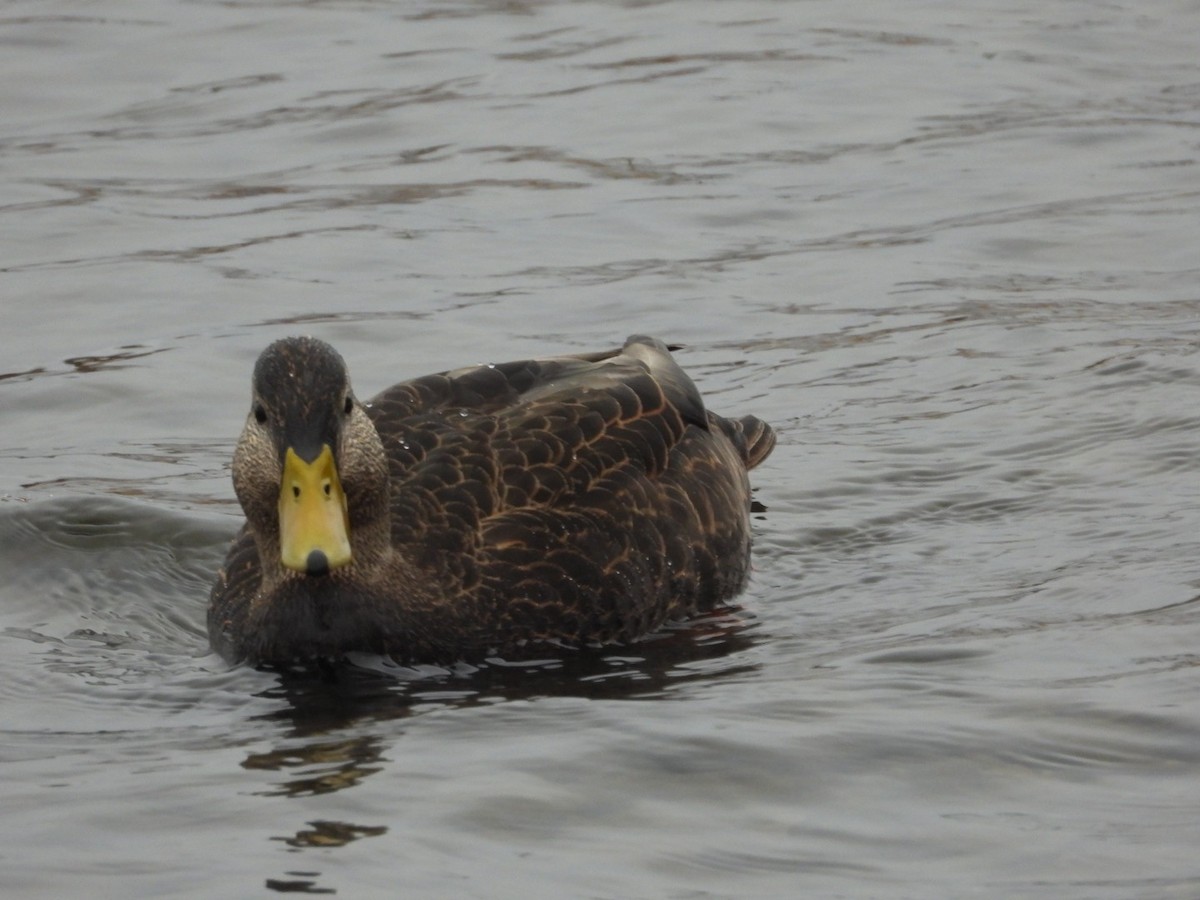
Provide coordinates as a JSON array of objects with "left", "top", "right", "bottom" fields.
[{"left": 3, "top": 1, "right": 1200, "bottom": 897}]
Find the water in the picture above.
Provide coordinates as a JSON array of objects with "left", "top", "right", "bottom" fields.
[{"left": 3, "top": 0, "right": 1200, "bottom": 896}]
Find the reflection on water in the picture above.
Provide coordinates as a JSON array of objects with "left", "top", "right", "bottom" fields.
[
  {"left": 265, "top": 874, "right": 337, "bottom": 896},
  {"left": 3, "top": 0, "right": 1200, "bottom": 896},
  {"left": 249, "top": 614, "right": 761, "bottom": 734},
  {"left": 245, "top": 736, "right": 389, "bottom": 799}
]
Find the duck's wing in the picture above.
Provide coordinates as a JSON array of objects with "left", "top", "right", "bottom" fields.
[
  {"left": 365, "top": 335, "right": 715, "bottom": 481},
  {"left": 365, "top": 339, "right": 669, "bottom": 421},
  {"left": 369, "top": 337, "right": 771, "bottom": 637}
]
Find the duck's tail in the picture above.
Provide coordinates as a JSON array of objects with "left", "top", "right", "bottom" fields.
[
  {"left": 620, "top": 335, "right": 776, "bottom": 470},
  {"left": 737, "top": 414, "right": 776, "bottom": 470},
  {"left": 709, "top": 412, "right": 776, "bottom": 471}
]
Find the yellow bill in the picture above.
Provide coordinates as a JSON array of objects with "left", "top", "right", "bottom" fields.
[{"left": 278, "top": 444, "right": 351, "bottom": 574}]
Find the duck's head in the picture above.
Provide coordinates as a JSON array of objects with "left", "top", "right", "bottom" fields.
[{"left": 232, "top": 337, "right": 389, "bottom": 581}]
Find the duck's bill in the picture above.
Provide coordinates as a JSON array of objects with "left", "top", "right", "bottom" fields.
[{"left": 278, "top": 444, "right": 352, "bottom": 575}]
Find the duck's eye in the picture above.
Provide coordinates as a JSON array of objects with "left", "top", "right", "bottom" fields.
[
  {"left": 254, "top": 404, "right": 268, "bottom": 425},
  {"left": 343, "top": 395, "right": 354, "bottom": 415}
]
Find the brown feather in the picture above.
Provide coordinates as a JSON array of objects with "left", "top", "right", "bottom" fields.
[{"left": 208, "top": 335, "right": 774, "bottom": 665}]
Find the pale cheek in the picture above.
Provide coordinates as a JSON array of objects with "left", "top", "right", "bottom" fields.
[
  {"left": 337, "top": 421, "right": 389, "bottom": 513},
  {"left": 233, "top": 430, "right": 282, "bottom": 513}
]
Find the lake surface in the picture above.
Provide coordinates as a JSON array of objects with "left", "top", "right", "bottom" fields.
[{"left": 3, "top": 0, "right": 1200, "bottom": 896}]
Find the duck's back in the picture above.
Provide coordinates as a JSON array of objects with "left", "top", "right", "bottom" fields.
[{"left": 365, "top": 335, "right": 774, "bottom": 647}]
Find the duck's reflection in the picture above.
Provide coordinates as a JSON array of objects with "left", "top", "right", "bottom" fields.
[
  {"left": 243, "top": 735, "right": 387, "bottom": 798},
  {"left": 253, "top": 606, "right": 761, "bottom": 738},
  {"left": 274, "top": 819, "right": 389, "bottom": 849},
  {"left": 243, "top": 609, "right": 761, "bottom": 895}
]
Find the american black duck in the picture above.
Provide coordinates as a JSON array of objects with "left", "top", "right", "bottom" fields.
[{"left": 208, "top": 335, "right": 774, "bottom": 665}]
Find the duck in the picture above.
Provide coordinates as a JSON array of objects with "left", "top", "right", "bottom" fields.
[{"left": 208, "top": 335, "right": 774, "bottom": 666}]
